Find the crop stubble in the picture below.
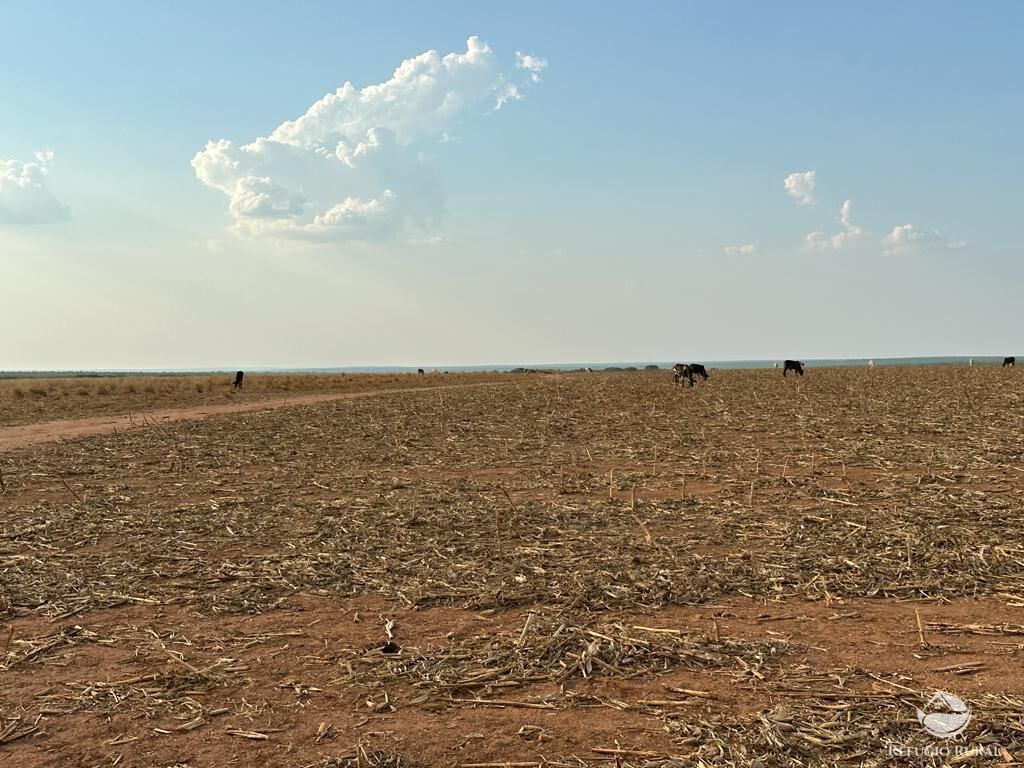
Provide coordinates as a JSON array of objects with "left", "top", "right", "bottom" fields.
[{"left": 1, "top": 367, "right": 1023, "bottom": 766}]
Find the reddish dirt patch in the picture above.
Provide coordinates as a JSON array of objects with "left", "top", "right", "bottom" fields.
[{"left": 3, "top": 595, "right": 1021, "bottom": 767}]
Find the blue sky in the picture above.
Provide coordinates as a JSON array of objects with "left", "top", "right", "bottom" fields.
[{"left": 2, "top": 1, "right": 1022, "bottom": 368}]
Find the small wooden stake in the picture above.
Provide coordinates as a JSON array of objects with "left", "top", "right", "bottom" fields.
[
  {"left": 915, "top": 608, "right": 927, "bottom": 646},
  {"left": 408, "top": 488, "right": 419, "bottom": 526},
  {"left": 630, "top": 486, "right": 652, "bottom": 545},
  {"left": 494, "top": 507, "right": 501, "bottom": 551},
  {"left": 608, "top": 469, "right": 614, "bottom": 499},
  {"left": 517, "top": 612, "right": 535, "bottom": 647}
]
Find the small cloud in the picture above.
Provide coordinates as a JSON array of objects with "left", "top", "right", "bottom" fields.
[
  {"left": 206, "top": 239, "right": 225, "bottom": 254},
  {"left": 33, "top": 149, "right": 55, "bottom": 167},
  {"left": 724, "top": 243, "right": 757, "bottom": 255},
  {"left": 516, "top": 51, "right": 548, "bottom": 83},
  {"left": 494, "top": 82, "right": 523, "bottom": 110},
  {"left": 0, "top": 151, "right": 70, "bottom": 225},
  {"left": 784, "top": 170, "right": 816, "bottom": 206},
  {"left": 882, "top": 224, "right": 966, "bottom": 255},
  {"left": 803, "top": 199, "right": 865, "bottom": 251}
]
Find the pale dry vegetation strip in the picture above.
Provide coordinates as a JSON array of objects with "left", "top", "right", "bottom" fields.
[{"left": 0, "top": 371, "right": 516, "bottom": 427}]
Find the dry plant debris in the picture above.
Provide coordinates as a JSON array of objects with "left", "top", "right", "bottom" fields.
[{"left": 2, "top": 367, "right": 1024, "bottom": 766}]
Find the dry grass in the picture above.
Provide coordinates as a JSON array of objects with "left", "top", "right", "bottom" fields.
[
  {"left": 0, "top": 371, "right": 515, "bottom": 427},
  {"left": 1, "top": 366, "right": 1023, "bottom": 766}
]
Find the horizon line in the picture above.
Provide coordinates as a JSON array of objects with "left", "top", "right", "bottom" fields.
[{"left": 0, "top": 354, "right": 1015, "bottom": 375}]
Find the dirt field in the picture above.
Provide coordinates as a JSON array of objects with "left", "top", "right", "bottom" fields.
[{"left": 2, "top": 367, "right": 1023, "bottom": 767}]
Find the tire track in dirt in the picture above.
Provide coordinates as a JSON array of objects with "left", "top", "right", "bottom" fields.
[{"left": 0, "top": 381, "right": 505, "bottom": 451}]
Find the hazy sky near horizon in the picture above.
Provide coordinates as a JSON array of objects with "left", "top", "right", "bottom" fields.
[{"left": 3, "top": 1, "right": 1023, "bottom": 369}]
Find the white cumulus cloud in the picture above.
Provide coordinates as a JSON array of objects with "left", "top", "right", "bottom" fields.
[
  {"left": 193, "top": 37, "right": 542, "bottom": 242},
  {"left": 0, "top": 151, "right": 70, "bottom": 225},
  {"left": 724, "top": 243, "right": 757, "bottom": 255},
  {"left": 516, "top": 51, "right": 548, "bottom": 83},
  {"left": 882, "top": 224, "right": 966, "bottom": 255},
  {"left": 784, "top": 170, "right": 816, "bottom": 206},
  {"left": 803, "top": 199, "right": 865, "bottom": 251}
]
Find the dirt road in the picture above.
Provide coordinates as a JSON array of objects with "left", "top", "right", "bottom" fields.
[{"left": 0, "top": 381, "right": 501, "bottom": 451}]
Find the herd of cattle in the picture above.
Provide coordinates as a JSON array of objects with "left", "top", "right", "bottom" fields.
[
  {"left": 226, "top": 357, "right": 1018, "bottom": 391},
  {"left": 671, "top": 360, "right": 805, "bottom": 386},
  {"left": 670, "top": 357, "right": 1016, "bottom": 387}
]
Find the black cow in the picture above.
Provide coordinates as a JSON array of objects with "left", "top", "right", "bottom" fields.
[
  {"left": 233, "top": 370, "right": 244, "bottom": 389},
  {"left": 1003, "top": 357, "right": 1016, "bottom": 368},
  {"left": 672, "top": 363, "right": 709, "bottom": 388},
  {"left": 417, "top": 368, "right": 425, "bottom": 374},
  {"left": 783, "top": 360, "right": 804, "bottom": 377}
]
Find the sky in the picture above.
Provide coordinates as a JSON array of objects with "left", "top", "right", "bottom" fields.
[{"left": 2, "top": 1, "right": 1023, "bottom": 369}]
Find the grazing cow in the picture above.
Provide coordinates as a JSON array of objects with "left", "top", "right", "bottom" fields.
[
  {"left": 585, "top": 367, "right": 593, "bottom": 373},
  {"left": 233, "top": 370, "right": 244, "bottom": 389},
  {"left": 417, "top": 368, "right": 425, "bottom": 374},
  {"left": 1004, "top": 357, "right": 1016, "bottom": 368},
  {"left": 783, "top": 360, "right": 804, "bottom": 377},
  {"left": 867, "top": 360, "right": 875, "bottom": 369},
  {"left": 672, "top": 363, "right": 709, "bottom": 387}
]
